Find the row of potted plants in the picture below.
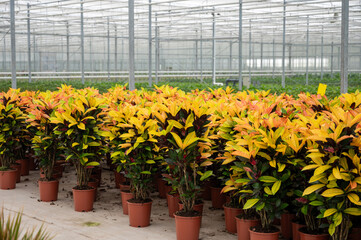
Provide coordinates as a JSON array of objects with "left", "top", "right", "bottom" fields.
[{"left": 0, "top": 85, "right": 361, "bottom": 240}]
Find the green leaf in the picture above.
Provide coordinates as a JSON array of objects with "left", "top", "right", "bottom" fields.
[
  {"left": 141, "top": 171, "right": 151, "bottom": 175},
  {"left": 200, "top": 170, "right": 213, "bottom": 181},
  {"left": 309, "top": 201, "right": 324, "bottom": 206},
  {"left": 146, "top": 160, "right": 156, "bottom": 164},
  {"left": 259, "top": 176, "right": 278, "bottom": 183},
  {"left": 243, "top": 199, "right": 259, "bottom": 210}
]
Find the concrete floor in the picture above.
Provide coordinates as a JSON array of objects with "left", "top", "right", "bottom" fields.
[{"left": 0, "top": 166, "right": 237, "bottom": 240}]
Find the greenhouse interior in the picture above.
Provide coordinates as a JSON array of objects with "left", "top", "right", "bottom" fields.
[{"left": 1, "top": 1, "right": 361, "bottom": 240}]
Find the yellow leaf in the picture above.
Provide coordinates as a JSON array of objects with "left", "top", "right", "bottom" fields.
[
  {"left": 271, "top": 181, "right": 281, "bottom": 195},
  {"left": 321, "top": 188, "right": 344, "bottom": 198},
  {"left": 77, "top": 122, "right": 86, "bottom": 130},
  {"left": 332, "top": 167, "right": 342, "bottom": 180},
  {"left": 264, "top": 187, "right": 273, "bottom": 195},
  {"left": 314, "top": 165, "right": 332, "bottom": 176},
  {"left": 348, "top": 193, "right": 361, "bottom": 206},
  {"left": 170, "top": 132, "right": 183, "bottom": 149},
  {"left": 303, "top": 184, "right": 325, "bottom": 196},
  {"left": 269, "top": 160, "right": 276, "bottom": 168},
  {"left": 324, "top": 208, "right": 337, "bottom": 217},
  {"left": 182, "top": 131, "right": 199, "bottom": 150}
]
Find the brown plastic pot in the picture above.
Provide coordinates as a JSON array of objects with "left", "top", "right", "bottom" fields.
[
  {"left": 16, "top": 159, "right": 29, "bottom": 176},
  {"left": 28, "top": 155, "right": 36, "bottom": 171},
  {"left": 88, "top": 179, "right": 99, "bottom": 201},
  {"left": 299, "top": 227, "right": 330, "bottom": 240},
  {"left": 224, "top": 205, "right": 243, "bottom": 234},
  {"left": 114, "top": 171, "right": 125, "bottom": 188},
  {"left": 281, "top": 213, "right": 296, "bottom": 240},
  {"left": 91, "top": 167, "right": 102, "bottom": 186},
  {"left": 292, "top": 222, "right": 306, "bottom": 240},
  {"left": 249, "top": 227, "right": 280, "bottom": 240},
  {"left": 174, "top": 214, "right": 202, "bottom": 240},
  {"left": 236, "top": 217, "right": 260, "bottom": 240},
  {"left": 0, "top": 169, "right": 17, "bottom": 190},
  {"left": 201, "top": 181, "right": 212, "bottom": 201},
  {"left": 166, "top": 193, "right": 180, "bottom": 218},
  {"left": 210, "top": 187, "right": 226, "bottom": 209},
  {"left": 38, "top": 179, "right": 59, "bottom": 202},
  {"left": 11, "top": 164, "right": 21, "bottom": 183},
  {"left": 120, "top": 190, "right": 134, "bottom": 215},
  {"left": 40, "top": 170, "right": 62, "bottom": 180},
  {"left": 127, "top": 200, "right": 152, "bottom": 227},
  {"left": 119, "top": 183, "right": 131, "bottom": 191},
  {"left": 157, "top": 178, "right": 167, "bottom": 198},
  {"left": 72, "top": 187, "right": 96, "bottom": 212}
]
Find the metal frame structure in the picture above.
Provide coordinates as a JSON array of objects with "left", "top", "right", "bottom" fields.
[{"left": 0, "top": 0, "right": 361, "bottom": 92}]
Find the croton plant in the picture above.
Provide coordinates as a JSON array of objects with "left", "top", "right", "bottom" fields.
[
  {"left": 0, "top": 89, "right": 27, "bottom": 170},
  {"left": 104, "top": 103, "right": 161, "bottom": 202},
  {"left": 50, "top": 89, "right": 106, "bottom": 189}
]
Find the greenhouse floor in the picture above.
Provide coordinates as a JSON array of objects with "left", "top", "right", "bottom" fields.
[{"left": 1, "top": 166, "right": 238, "bottom": 240}]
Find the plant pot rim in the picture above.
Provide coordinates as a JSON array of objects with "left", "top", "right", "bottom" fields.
[
  {"left": 298, "top": 227, "right": 329, "bottom": 236},
  {"left": 223, "top": 204, "right": 242, "bottom": 210},
  {"left": 235, "top": 215, "right": 260, "bottom": 221},
  {"left": 72, "top": 186, "right": 95, "bottom": 191},
  {"left": 127, "top": 199, "right": 153, "bottom": 204},
  {"left": 38, "top": 178, "right": 59, "bottom": 183},
  {"left": 249, "top": 226, "right": 280, "bottom": 234},
  {"left": 0, "top": 168, "right": 17, "bottom": 172},
  {"left": 174, "top": 212, "right": 202, "bottom": 219}
]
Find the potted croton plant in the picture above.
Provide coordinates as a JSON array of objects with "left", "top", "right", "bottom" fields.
[
  {"left": 105, "top": 104, "right": 160, "bottom": 227},
  {"left": 156, "top": 100, "right": 213, "bottom": 240},
  {"left": 300, "top": 106, "right": 361, "bottom": 240},
  {"left": 27, "top": 91, "right": 64, "bottom": 202},
  {"left": 50, "top": 89, "right": 105, "bottom": 212},
  {"left": 0, "top": 90, "right": 26, "bottom": 190},
  {"left": 223, "top": 110, "right": 293, "bottom": 240}
]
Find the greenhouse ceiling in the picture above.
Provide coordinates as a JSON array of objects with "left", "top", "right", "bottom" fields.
[{"left": 0, "top": 0, "right": 360, "bottom": 47}]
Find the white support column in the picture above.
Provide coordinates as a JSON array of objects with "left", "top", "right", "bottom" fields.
[
  {"left": 10, "top": 0, "right": 16, "bottom": 88},
  {"left": 340, "top": 0, "right": 349, "bottom": 94},
  {"left": 27, "top": 3, "right": 32, "bottom": 83},
  {"left": 238, "top": 0, "right": 243, "bottom": 90},
  {"left": 128, "top": 0, "right": 135, "bottom": 90}
]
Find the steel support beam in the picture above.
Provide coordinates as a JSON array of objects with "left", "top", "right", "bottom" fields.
[
  {"left": 229, "top": 40, "right": 233, "bottom": 70},
  {"left": 107, "top": 17, "right": 110, "bottom": 81},
  {"left": 155, "top": 19, "right": 159, "bottom": 85},
  {"left": 148, "top": 0, "right": 152, "bottom": 87},
  {"left": 341, "top": 0, "right": 349, "bottom": 94},
  {"left": 27, "top": 3, "right": 31, "bottom": 83},
  {"left": 66, "top": 22, "right": 70, "bottom": 72},
  {"left": 331, "top": 42, "right": 334, "bottom": 78},
  {"left": 200, "top": 23, "right": 203, "bottom": 82},
  {"left": 115, "top": 26, "right": 118, "bottom": 72},
  {"left": 306, "top": 16, "right": 309, "bottom": 85},
  {"left": 128, "top": 0, "right": 135, "bottom": 90},
  {"left": 10, "top": 0, "right": 16, "bottom": 88},
  {"left": 248, "top": 20, "right": 251, "bottom": 84},
  {"left": 272, "top": 38, "right": 275, "bottom": 78},
  {"left": 321, "top": 27, "right": 324, "bottom": 80},
  {"left": 80, "top": 0, "right": 85, "bottom": 84},
  {"left": 281, "top": 0, "right": 286, "bottom": 88},
  {"left": 238, "top": 0, "right": 243, "bottom": 90},
  {"left": 212, "top": 8, "right": 216, "bottom": 85}
]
